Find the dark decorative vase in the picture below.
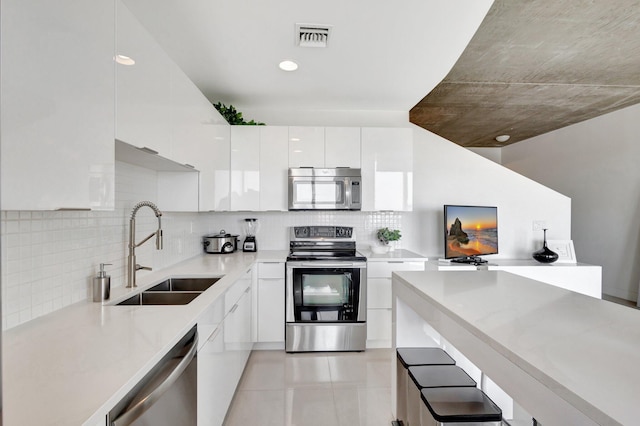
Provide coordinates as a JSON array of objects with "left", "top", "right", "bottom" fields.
[{"left": 532, "top": 229, "right": 558, "bottom": 263}]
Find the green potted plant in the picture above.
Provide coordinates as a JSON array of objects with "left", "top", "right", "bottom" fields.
[{"left": 373, "top": 228, "right": 401, "bottom": 253}]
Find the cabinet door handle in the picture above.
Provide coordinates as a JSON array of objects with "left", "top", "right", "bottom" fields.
[
  {"left": 138, "top": 146, "right": 159, "bottom": 155},
  {"left": 229, "top": 303, "right": 239, "bottom": 313},
  {"left": 244, "top": 287, "right": 251, "bottom": 294},
  {"left": 55, "top": 207, "right": 91, "bottom": 211},
  {"left": 208, "top": 325, "right": 222, "bottom": 343},
  {"left": 388, "top": 261, "right": 404, "bottom": 264}
]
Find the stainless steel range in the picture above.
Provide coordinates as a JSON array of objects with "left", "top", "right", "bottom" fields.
[{"left": 285, "top": 226, "right": 367, "bottom": 352}]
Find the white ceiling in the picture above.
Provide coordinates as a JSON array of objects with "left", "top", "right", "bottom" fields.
[{"left": 122, "top": 0, "right": 493, "bottom": 113}]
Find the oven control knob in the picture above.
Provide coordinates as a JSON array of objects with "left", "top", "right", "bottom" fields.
[{"left": 295, "top": 227, "right": 309, "bottom": 238}]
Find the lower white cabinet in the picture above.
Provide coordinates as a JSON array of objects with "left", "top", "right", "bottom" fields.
[
  {"left": 426, "top": 260, "right": 602, "bottom": 298},
  {"left": 197, "top": 270, "right": 254, "bottom": 426},
  {"left": 257, "top": 262, "right": 285, "bottom": 343},
  {"left": 367, "top": 260, "right": 425, "bottom": 348}
]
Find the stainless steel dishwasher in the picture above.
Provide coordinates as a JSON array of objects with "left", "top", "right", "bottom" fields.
[{"left": 108, "top": 326, "right": 198, "bottom": 426}]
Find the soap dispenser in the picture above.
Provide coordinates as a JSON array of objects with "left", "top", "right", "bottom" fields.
[{"left": 93, "top": 263, "right": 112, "bottom": 302}]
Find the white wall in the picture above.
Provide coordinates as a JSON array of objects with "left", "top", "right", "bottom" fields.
[
  {"left": 468, "top": 147, "right": 502, "bottom": 164},
  {"left": 411, "top": 124, "right": 572, "bottom": 258},
  {"left": 502, "top": 103, "right": 640, "bottom": 302}
]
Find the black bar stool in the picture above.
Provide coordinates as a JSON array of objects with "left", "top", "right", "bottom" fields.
[
  {"left": 396, "top": 348, "right": 455, "bottom": 426},
  {"left": 406, "top": 365, "right": 476, "bottom": 426},
  {"left": 420, "top": 387, "right": 502, "bottom": 426}
]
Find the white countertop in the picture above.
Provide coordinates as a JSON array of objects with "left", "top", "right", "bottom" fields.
[
  {"left": 359, "top": 248, "right": 427, "bottom": 262},
  {"left": 430, "top": 258, "right": 599, "bottom": 268},
  {"left": 2, "top": 250, "right": 287, "bottom": 426},
  {"left": 393, "top": 270, "right": 640, "bottom": 425}
]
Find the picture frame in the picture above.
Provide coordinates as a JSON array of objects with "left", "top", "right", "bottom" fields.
[{"left": 546, "top": 239, "right": 577, "bottom": 263}]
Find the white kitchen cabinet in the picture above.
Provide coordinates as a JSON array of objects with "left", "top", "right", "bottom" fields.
[
  {"left": 427, "top": 260, "right": 602, "bottom": 298},
  {"left": 201, "top": 125, "right": 231, "bottom": 211},
  {"left": 198, "top": 270, "right": 253, "bottom": 426},
  {"left": 224, "top": 277, "right": 253, "bottom": 384},
  {"left": 169, "top": 60, "right": 225, "bottom": 168},
  {"left": 1, "top": 0, "right": 115, "bottom": 211},
  {"left": 197, "top": 323, "right": 227, "bottom": 426},
  {"left": 288, "top": 126, "right": 325, "bottom": 168},
  {"left": 157, "top": 172, "right": 199, "bottom": 211},
  {"left": 116, "top": 1, "right": 172, "bottom": 156},
  {"left": 289, "top": 126, "right": 361, "bottom": 169},
  {"left": 367, "top": 260, "right": 425, "bottom": 348},
  {"left": 259, "top": 126, "right": 289, "bottom": 211},
  {"left": 230, "top": 126, "right": 261, "bottom": 210},
  {"left": 361, "top": 127, "right": 413, "bottom": 211},
  {"left": 325, "top": 127, "right": 361, "bottom": 168},
  {"left": 257, "top": 262, "right": 285, "bottom": 343}
]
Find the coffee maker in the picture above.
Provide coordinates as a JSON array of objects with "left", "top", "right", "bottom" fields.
[{"left": 242, "top": 218, "right": 259, "bottom": 252}]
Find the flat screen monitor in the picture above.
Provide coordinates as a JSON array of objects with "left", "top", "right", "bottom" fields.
[{"left": 444, "top": 205, "right": 498, "bottom": 261}]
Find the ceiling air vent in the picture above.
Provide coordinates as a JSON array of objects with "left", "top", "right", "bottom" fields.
[{"left": 296, "top": 24, "right": 332, "bottom": 48}]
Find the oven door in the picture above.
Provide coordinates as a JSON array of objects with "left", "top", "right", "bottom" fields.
[{"left": 286, "top": 261, "right": 366, "bottom": 323}]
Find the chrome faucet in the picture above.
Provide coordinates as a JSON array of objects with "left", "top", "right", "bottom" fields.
[{"left": 127, "top": 201, "right": 163, "bottom": 288}]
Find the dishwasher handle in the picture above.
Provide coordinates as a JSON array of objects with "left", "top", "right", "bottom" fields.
[{"left": 111, "top": 331, "right": 199, "bottom": 426}]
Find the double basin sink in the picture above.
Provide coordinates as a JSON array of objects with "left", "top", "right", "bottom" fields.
[{"left": 116, "top": 277, "right": 221, "bottom": 306}]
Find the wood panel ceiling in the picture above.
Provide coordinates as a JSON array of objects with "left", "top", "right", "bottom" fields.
[{"left": 410, "top": 0, "right": 640, "bottom": 147}]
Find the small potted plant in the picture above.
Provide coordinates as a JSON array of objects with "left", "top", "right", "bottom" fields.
[{"left": 373, "top": 228, "right": 401, "bottom": 253}]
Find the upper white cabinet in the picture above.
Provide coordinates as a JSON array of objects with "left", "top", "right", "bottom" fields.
[
  {"left": 288, "top": 127, "right": 325, "bottom": 168},
  {"left": 1, "top": 0, "right": 115, "bottom": 210},
  {"left": 361, "top": 128, "right": 413, "bottom": 211},
  {"left": 116, "top": 1, "right": 172, "bottom": 156},
  {"left": 325, "top": 127, "right": 361, "bottom": 168},
  {"left": 288, "top": 126, "right": 361, "bottom": 169},
  {"left": 259, "top": 126, "right": 289, "bottom": 211},
  {"left": 230, "top": 126, "right": 260, "bottom": 210},
  {"left": 200, "top": 125, "right": 230, "bottom": 211}
]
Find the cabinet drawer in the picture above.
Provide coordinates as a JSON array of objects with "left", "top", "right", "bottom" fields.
[
  {"left": 225, "top": 269, "right": 252, "bottom": 309},
  {"left": 258, "top": 262, "right": 285, "bottom": 279},
  {"left": 368, "top": 261, "right": 425, "bottom": 278}
]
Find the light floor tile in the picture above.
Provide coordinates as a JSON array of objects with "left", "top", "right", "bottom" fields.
[
  {"left": 328, "top": 352, "right": 392, "bottom": 388},
  {"left": 284, "top": 355, "right": 332, "bottom": 388},
  {"left": 225, "top": 389, "right": 286, "bottom": 425},
  {"left": 333, "top": 386, "right": 394, "bottom": 426},
  {"left": 225, "top": 349, "right": 394, "bottom": 425},
  {"left": 284, "top": 387, "right": 340, "bottom": 426}
]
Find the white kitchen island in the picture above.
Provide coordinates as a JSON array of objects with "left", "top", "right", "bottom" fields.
[{"left": 392, "top": 270, "right": 640, "bottom": 426}]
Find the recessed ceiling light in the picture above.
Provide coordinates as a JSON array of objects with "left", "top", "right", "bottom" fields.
[
  {"left": 279, "top": 60, "right": 298, "bottom": 71},
  {"left": 115, "top": 54, "right": 135, "bottom": 66},
  {"left": 495, "top": 135, "right": 511, "bottom": 143}
]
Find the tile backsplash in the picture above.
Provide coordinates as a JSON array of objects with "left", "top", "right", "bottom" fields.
[{"left": 1, "top": 162, "right": 411, "bottom": 329}]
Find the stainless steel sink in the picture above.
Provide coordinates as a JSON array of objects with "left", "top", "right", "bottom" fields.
[
  {"left": 116, "top": 277, "right": 222, "bottom": 306},
  {"left": 146, "top": 277, "right": 221, "bottom": 292}
]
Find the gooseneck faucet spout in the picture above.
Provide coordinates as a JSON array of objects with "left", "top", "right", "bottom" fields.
[{"left": 127, "top": 201, "right": 163, "bottom": 288}]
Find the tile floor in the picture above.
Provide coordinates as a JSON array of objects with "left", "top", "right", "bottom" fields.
[{"left": 224, "top": 349, "right": 395, "bottom": 426}]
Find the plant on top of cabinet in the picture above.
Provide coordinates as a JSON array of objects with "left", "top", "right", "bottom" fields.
[{"left": 213, "top": 102, "right": 265, "bottom": 125}]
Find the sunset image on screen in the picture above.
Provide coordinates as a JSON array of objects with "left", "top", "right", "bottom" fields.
[{"left": 445, "top": 206, "right": 498, "bottom": 258}]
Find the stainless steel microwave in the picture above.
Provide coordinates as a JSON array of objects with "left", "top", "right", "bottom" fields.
[{"left": 288, "top": 168, "right": 362, "bottom": 210}]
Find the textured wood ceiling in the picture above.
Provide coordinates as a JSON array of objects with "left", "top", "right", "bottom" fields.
[{"left": 410, "top": 0, "right": 640, "bottom": 147}]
